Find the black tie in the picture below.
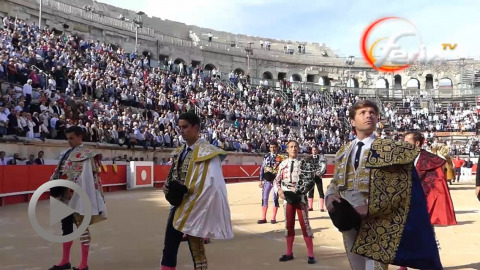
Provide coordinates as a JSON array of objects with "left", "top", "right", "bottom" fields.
[
  {"left": 59, "top": 147, "right": 74, "bottom": 167},
  {"left": 179, "top": 147, "right": 192, "bottom": 167},
  {"left": 290, "top": 160, "right": 295, "bottom": 181},
  {"left": 354, "top": 142, "right": 364, "bottom": 170},
  {"left": 55, "top": 147, "right": 75, "bottom": 178}
]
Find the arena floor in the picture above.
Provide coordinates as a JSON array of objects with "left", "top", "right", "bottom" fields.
[{"left": 1, "top": 178, "right": 479, "bottom": 270}]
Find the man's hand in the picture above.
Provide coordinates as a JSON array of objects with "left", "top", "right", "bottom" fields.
[
  {"left": 278, "top": 190, "right": 285, "bottom": 200},
  {"left": 258, "top": 181, "right": 263, "bottom": 188},
  {"left": 325, "top": 194, "right": 341, "bottom": 212},
  {"left": 476, "top": 186, "right": 480, "bottom": 198},
  {"left": 354, "top": 204, "right": 368, "bottom": 218},
  {"left": 162, "top": 184, "right": 169, "bottom": 194}
]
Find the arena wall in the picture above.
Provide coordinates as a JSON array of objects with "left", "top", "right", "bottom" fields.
[{"left": 0, "top": 139, "right": 266, "bottom": 165}]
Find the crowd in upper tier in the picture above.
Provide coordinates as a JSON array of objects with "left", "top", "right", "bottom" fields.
[{"left": 0, "top": 17, "right": 477, "bottom": 157}]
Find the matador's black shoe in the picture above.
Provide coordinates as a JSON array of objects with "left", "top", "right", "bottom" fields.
[
  {"left": 72, "top": 267, "right": 88, "bottom": 270},
  {"left": 279, "top": 254, "right": 294, "bottom": 262},
  {"left": 308, "top": 256, "right": 316, "bottom": 264},
  {"left": 49, "top": 263, "right": 71, "bottom": 270}
]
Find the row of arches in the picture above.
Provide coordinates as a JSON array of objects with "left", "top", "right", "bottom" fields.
[
  {"left": 261, "top": 72, "right": 333, "bottom": 85},
  {"left": 376, "top": 76, "right": 453, "bottom": 89},
  {"left": 206, "top": 64, "right": 245, "bottom": 76},
  {"left": 160, "top": 55, "right": 456, "bottom": 90}
]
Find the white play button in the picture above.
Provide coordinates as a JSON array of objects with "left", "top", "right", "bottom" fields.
[
  {"left": 49, "top": 196, "right": 76, "bottom": 226},
  {"left": 29, "top": 180, "right": 92, "bottom": 243}
]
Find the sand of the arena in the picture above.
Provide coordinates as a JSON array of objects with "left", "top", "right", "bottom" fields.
[{"left": 0, "top": 178, "right": 479, "bottom": 270}]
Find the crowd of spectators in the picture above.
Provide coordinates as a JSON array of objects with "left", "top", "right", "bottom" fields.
[
  {"left": 382, "top": 95, "right": 478, "bottom": 133},
  {"left": 0, "top": 16, "right": 478, "bottom": 160},
  {"left": 0, "top": 17, "right": 352, "bottom": 155}
]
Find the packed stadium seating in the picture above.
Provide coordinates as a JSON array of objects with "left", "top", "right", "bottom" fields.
[{"left": 0, "top": 17, "right": 478, "bottom": 160}]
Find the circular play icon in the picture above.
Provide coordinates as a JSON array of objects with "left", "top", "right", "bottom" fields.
[{"left": 28, "top": 180, "right": 92, "bottom": 243}]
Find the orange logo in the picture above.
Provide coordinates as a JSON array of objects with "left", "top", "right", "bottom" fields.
[{"left": 360, "top": 17, "right": 422, "bottom": 72}]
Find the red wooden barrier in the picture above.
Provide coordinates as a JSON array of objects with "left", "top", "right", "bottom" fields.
[
  {"left": 109, "top": 165, "right": 127, "bottom": 192},
  {"left": 325, "top": 165, "right": 335, "bottom": 177},
  {"left": 0, "top": 166, "right": 56, "bottom": 205},
  {"left": 98, "top": 165, "right": 128, "bottom": 192},
  {"left": 0, "top": 163, "right": 476, "bottom": 206},
  {"left": 222, "top": 165, "right": 261, "bottom": 183},
  {"left": 2, "top": 166, "right": 30, "bottom": 205},
  {"left": 0, "top": 166, "right": 4, "bottom": 195}
]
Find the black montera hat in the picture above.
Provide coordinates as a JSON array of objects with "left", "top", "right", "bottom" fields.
[
  {"left": 328, "top": 198, "right": 362, "bottom": 232},
  {"left": 283, "top": 191, "right": 302, "bottom": 205},
  {"left": 165, "top": 181, "right": 188, "bottom": 206},
  {"left": 263, "top": 172, "right": 275, "bottom": 182}
]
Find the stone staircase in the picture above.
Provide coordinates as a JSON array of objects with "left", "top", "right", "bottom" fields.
[{"left": 462, "top": 69, "right": 475, "bottom": 85}]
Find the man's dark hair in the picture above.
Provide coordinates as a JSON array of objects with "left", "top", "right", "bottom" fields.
[
  {"left": 179, "top": 111, "right": 201, "bottom": 127},
  {"left": 348, "top": 100, "right": 380, "bottom": 120},
  {"left": 405, "top": 131, "right": 424, "bottom": 146},
  {"left": 65, "top": 126, "right": 84, "bottom": 136},
  {"left": 270, "top": 141, "right": 279, "bottom": 147},
  {"left": 312, "top": 145, "right": 319, "bottom": 150},
  {"left": 287, "top": 140, "right": 299, "bottom": 147}
]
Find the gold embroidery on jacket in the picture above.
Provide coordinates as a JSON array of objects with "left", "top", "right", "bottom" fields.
[
  {"left": 343, "top": 151, "right": 371, "bottom": 192},
  {"left": 352, "top": 155, "right": 413, "bottom": 264},
  {"left": 366, "top": 139, "right": 419, "bottom": 168},
  {"left": 327, "top": 141, "right": 354, "bottom": 195}
]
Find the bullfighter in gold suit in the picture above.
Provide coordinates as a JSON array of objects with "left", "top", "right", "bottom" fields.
[{"left": 325, "top": 100, "right": 442, "bottom": 270}]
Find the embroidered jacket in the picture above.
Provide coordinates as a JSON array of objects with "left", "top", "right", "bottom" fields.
[
  {"left": 50, "top": 144, "right": 107, "bottom": 225},
  {"left": 51, "top": 145, "right": 104, "bottom": 204},
  {"left": 260, "top": 152, "right": 286, "bottom": 180},
  {"left": 327, "top": 139, "right": 445, "bottom": 269},
  {"left": 164, "top": 138, "right": 227, "bottom": 196}
]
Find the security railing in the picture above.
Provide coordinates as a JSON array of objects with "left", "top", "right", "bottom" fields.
[
  {"left": 34, "top": 0, "right": 352, "bottom": 65},
  {"left": 36, "top": 0, "right": 154, "bottom": 36}
]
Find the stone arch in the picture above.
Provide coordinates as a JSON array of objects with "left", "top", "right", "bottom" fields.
[
  {"left": 394, "top": 74, "right": 402, "bottom": 89},
  {"left": 406, "top": 78, "right": 420, "bottom": 89},
  {"left": 439, "top": 77, "right": 453, "bottom": 89},
  {"left": 425, "top": 74, "right": 434, "bottom": 89},
  {"left": 262, "top": 71, "right": 273, "bottom": 80},
  {"left": 234, "top": 68, "right": 245, "bottom": 75},
  {"left": 278, "top": 72, "right": 287, "bottom": 81},
  {"left": 191, "top": 60, "right": 201, "bottom": 68},
  {"left": 318, "top": 76, "right": 330, "bottom": 86},
  {"left": 142, "top": 50, "right": 151, "bottom": 57},
  {"left": 158, "top": 54, "right": 169, "bottom": 63},
  {"left": 290, "top": 74, "right": 302, "bottom": 82},
  {"left": 376, "top": 78, "right": 389, "bottom": 89},
  {"left": 347, "top": 78, "right": 359, "bottom": 88},
  {"left": 174, "top": 58, "right": 186, "bottom": 64},
  {"left": 204, "top": 64, "right": 216, "bottom": 71},
  {"left": 306, "top": 74, "right": 317, "bottom": 83}
]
